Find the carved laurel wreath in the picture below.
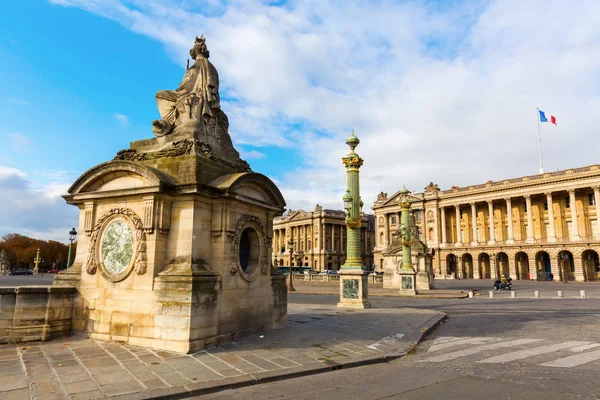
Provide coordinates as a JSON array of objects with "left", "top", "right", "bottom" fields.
[
  {"left": 86, "top": 208, "right": 147, "bottom": 277},
  {"left": 229, "top": 214, "right": 270, "bottom": 276}
]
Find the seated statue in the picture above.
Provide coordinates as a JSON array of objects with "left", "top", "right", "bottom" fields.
[{"left": 152, "top": 35, "right": 221, "bottom": 137}]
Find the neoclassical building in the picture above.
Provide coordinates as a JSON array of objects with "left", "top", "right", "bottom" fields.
[
  {"left": 272, "top": 205, "right": 375, "bottom": 271},
  {"left": 373, "top": 164, "right": 600, "bottom": 282}
]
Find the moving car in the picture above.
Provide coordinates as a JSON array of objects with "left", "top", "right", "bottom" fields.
[
  {"left": 48, "top": 269, "right": 60, "bottom": 274},
  {"left": 9, "top": 270, "right": 33, "bottom": 276}
]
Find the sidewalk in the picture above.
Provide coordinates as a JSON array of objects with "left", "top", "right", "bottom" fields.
[
  {"left": 291, "top": 281, "right": 470, "bottom": 299},
  {"left": 0, "top": 303, "right": 445, "bottom": 400}
]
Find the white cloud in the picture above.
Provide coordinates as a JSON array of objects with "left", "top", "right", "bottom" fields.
[
  {"left": 6, "top": 133, "right": 34, "bottom": 154},
  {"left": 50, "top": 0, "right": 600, "bottom": 213},
  {"left": 0, "top": 166, "right": 77, "bottom": 242},
  {"left": 239, "top": 149, "right": 267, "bottom": 160},
  {"left": 114, "top": 113, "right": 129, "bottom": 127}
]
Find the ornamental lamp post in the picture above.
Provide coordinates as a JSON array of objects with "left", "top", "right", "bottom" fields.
[
  {"left": 33, "top": 248, "right": 41, "bottom": 274},
  {"left": 287, "top": 239, "right": 295, "bottom": 292},
  {"left": 397, "top": 186, "right": 418, "bottom": 295},
  {"left": 337, "top": 130, "right": 371, "bottom": 309},
  {"left": 66, "top": 227, "right": 77, "bottom": 269}
]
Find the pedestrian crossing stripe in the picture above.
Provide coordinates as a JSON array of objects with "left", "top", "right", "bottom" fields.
[
  {"left": 419, "top": 336, "right": 600, "bottom": 368},
  {"left": 476, "top": 341, "right": 589, "bottom": 364}
]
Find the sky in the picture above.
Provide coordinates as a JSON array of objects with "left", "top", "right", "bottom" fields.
[{"left": 1, "top": 0, "right": 599, "bottom": 242}]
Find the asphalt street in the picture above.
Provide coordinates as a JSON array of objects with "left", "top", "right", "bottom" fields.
[{"left": 198, "top": 286, "right": 600, "bottom": 400}]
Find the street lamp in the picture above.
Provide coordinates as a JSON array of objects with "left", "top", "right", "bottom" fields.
[
  {"left": 287, "top": 239, "right": 295, "bottom": 292},
  {"left": 67, "top": 227, "right": 77, "bottom": 269}
]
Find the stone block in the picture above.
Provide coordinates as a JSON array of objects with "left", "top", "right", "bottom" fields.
[{"left": 154, "top": 315, "right": 190, "bottom": 330}]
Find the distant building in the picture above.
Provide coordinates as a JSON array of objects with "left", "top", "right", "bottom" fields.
[
  {"left": 272, "top": 205, "right": 375, "bottom": 271},
  {"left": 373, "top": 164, "right": 600, "bottom": 282}
]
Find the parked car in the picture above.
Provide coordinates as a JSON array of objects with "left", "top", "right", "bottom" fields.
[
  {"left": 9, "top": 270, "right": 33, "bottom": 276},
  {"left": 319, "top": 270, "right": 338, "bottom": 275},
  {"left": 48, "top": 269, "right": 60, "bottom": 274}
]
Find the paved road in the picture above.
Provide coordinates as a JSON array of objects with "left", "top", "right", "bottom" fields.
[
  {"left": 0, "top": 274, "right": 55, "bottom": 287},
  {"left": 198, "top": 293, "right": 600, "bottom": 400}
]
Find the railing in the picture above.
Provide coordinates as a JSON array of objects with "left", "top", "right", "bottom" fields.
[
  {"left": 0, "top": 286, "right": 76, "bottom": 344},
  {"left": 302, "top": 274, "right": 383, "bottom": 284}
]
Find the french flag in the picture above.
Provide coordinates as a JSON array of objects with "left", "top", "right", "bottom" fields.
[{"left": 539, "top": 110, "right": 557, "bottom": 125}]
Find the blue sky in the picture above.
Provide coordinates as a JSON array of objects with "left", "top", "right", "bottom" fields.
[{"left": 1, "top": 0, "right": 600, "bottom": 241}]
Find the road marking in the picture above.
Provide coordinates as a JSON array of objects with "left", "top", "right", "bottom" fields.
[
  {"left": 432, "top": 337, "right": 468, "bottom": 344},
  {"left": 476, "top": 341, "right": 590, "bottom": 364},
  {"left": 428, "top": 337, "right": 500, "bottom": 353},
  {"left": 418, "top": 339, "right": 542, "bottom": 363},
  {"left": 539, "top": 349, "right": 600, "bottom": 368},
  {"left": 569, "top": 343, "right": 600, "bottom": 353},
  {"left": 367, "top": 333, "right": 404, "bottom": 350}
]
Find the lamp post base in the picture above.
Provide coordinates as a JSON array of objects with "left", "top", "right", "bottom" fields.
[
  {"left": 398, "top": 269, "right": 418, "bottom": 296},
  {"left": 337, "top": 269, "right": 371, "bottom": 309}
]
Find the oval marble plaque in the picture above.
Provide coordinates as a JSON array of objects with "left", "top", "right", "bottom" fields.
[{"left": 101, "top": 220, "right": 134, "bottom": 275}]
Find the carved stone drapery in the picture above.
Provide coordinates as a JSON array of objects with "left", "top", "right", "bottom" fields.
[{"left": 86, "top": 208, "right": 147, "bottom": 277}]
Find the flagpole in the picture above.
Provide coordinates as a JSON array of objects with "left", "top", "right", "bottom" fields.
[{"left": 537, "top": 108, "right": 544, "bottom": 174}]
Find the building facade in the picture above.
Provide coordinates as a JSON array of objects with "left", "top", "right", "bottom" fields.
[
  {"left": 272, "top": 205, "right": 375, "bottom": 271},
  {"left": 373, "top": 164, "right": 600, "bottom": 282}
]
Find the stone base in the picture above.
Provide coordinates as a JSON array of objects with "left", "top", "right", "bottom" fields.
[
  {"left": 398, "top": 269, "right": 418, "bottom": 296},
  {"left": 337, "top": 269, "right": 371, "bottom": 309}
]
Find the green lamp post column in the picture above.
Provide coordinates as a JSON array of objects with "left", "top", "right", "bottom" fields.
[
  {"left": 398, "top": 186, "right": 418, "bottom": 295},
  {"left": 337, "top": 131, "right": 371, "bottom": 309}
]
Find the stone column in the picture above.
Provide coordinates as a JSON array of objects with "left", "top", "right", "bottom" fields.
[
  {"left": 505, "top": 198, "right": 514, "bottom": 244},
  {"left": 573, "top": 255, "right": 584, "bottom": 282},
  {"left": 490, "top": 254, "right": 497, "bottom": 279},
  {"left": 382, "top": 213, "right": 388, "bottom": 246},
  {"left": 527, "top": 256, "right": 536, "bottom": 280},
  {"left": 569, "top": 189, "right": 581, "bottom": 241},
  {"left": 473, "top": 256, "right": 481, "bottom": 279},
  {"left": 470, "top": 203, "right": 478, "bottom": 246},
  {"left": 455, "top": 205, "right": 462, "bottom": 246},
  {"left": 440, "top": 207, "right": 447, "bottom": 247},
  {"left": 508, "top": 256, "right": 517, "bottom": 279},
  {"left": 487, "top": 201, "right": 496, "bottom": 245},
  {"left": 525, "top": 195, "right": 534, "bottom": 243},
  {"left": 546, "top": 192, "right": 557, "bottom": 242},
  {"left": 595, "top": 186, "right": 600, "bottom": 239},
  {"left": 331, "top": 222, "right": 335, "bottom": 251},
  {"left": 551, "top": 255, "right": 561, "bottom": 280}
]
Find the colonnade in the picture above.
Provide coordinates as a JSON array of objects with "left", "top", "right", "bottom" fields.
[{"left": 439, "top": 187, "right": 600, "bottom": 246}]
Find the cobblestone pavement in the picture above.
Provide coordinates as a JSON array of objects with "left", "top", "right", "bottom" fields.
[{"left": 0, "top": 303, "right": 444, "bottom": 399}]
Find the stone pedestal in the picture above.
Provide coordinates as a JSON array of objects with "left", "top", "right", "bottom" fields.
[
  {"left": 337, "top": 269, "right": 371, "bottom": 309},
  {"left": 398, "top": 269, "right": 418, "bottom": 296}
]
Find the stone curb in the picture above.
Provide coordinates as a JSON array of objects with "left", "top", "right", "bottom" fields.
[{"left": 112, "top": 311, "right": 447, "bottom": 400}]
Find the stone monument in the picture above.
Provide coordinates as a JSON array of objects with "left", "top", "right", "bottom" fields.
[
  {"left": 381, "top": 187, "right": 434, "bottom": 294},
  {"left": 0, "top": 249, "right": 8, "bottom": 275},
  {"left": 55, "top": 36, "right": 288, "bottom": 353}
]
